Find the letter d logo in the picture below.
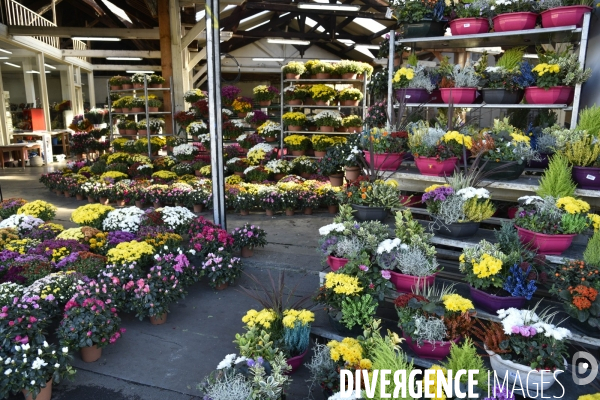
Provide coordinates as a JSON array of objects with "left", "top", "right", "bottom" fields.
[{"left": 572, "top": 352, "right": 599, "bottom": 385}]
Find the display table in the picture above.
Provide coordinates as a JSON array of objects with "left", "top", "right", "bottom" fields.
[
  {"left": 12, "top": 129, "right": 70, "bottom": 156},
  {"left": 0, "top": 143, "right": 42, "bottom": 170}
]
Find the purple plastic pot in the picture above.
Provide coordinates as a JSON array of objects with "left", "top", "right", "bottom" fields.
[
  {"left": 528, "top": 153, "right": 551, "bottom": 169},
  {"left": 469, "top": 286, "right": 526, "bottom": 314},
  {"left": 403, "top": 333, "right": 461, "bottom": 360},
  {"left": 286, "top": 348, "right": 308, "bottom": 374},
  {"left": 395, "top": 88, "right": 430, "bottom": 104},
  {"left": 572, "top": 166, "right": 600, "bottom": 190}
]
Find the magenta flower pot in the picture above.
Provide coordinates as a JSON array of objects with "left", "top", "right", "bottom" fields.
[
  {"left": 469, "top": 286, "right": 526, "bottom": 314},
  {"left": 429, "top": 89, "right": 443, "bottom": 103},
  {"left": 363, "top": 151, "right": 404, "bottom": 171},
  {"left": 449, "top": 18, "right": 489, "bottom": 35},
  {"left": 414, "top": 156, "right": 458, "bottom": 176},
  {"left": 440, "top": 88, "right": 478, "bottom": 104},
  {"left": 403, "top": 333, "right": 461, "bottom": 360},
  {"left": 507, "top": 206, "right": 518, "bottom": 219},
  {"left": 524, "top": 86, "right": 574, "bottom": 105},
  {"left": 286, "top": 348, "right": 308, "bottom": 374},
  {"left": 327, "top": 255, "right": 349, "bottom": 271},
  {"left": 515, "top": 225, "right": 576, "bottom": 255},
  {"left": 493, "top": 12, "right": 538, "bottom": 32},
  {"left": 541, "top": 5, "right": 592, "bottom": 28},
  {"left": 572, "top": 166, "right": 600, "bottom": 190},
  {"left": 390, "top": 271, "right": 436, "bottom": 293},
  {"left": 399, "top": 194, "right": 422, "bottom": 207},
  {"left": 395, "top": 88, "right": 430, "bottom": 103}
]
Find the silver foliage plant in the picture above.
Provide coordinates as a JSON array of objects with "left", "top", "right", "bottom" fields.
[
  {"left": 452, "top": 64, "right": 480, "bottom": 88},
  {"left": 407, "top": 65, "right": 436, "bottom": 93},
  {"left": 395, "top": 245, "right": 439, "bottom": 277},
  {"left": 333, "top": 237, "right": 363, "bottom": 260},
  {"left": 305, "top": 343, "right": 337, "bottom": 400},
  {"left": 413, "top": 315, "right": 447, "bottom": 347},
  {"left": 202, "top": 373, "right": 253, "bottom": 400},
  {"left": 437, "top": 195, "right": 467, "bottom": 224}
]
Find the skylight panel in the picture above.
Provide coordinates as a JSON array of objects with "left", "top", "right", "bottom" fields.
[
  {"left": 240, "top": 10, "right": 270, "bottom": 24},
  {"left": 102, "top": 0, "right": 132, "bottom": 24}
]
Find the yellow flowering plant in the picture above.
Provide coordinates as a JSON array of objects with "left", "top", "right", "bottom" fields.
[
  {"left": 231, "top": 97, "right": 253, "bottom": 113},
  {"left": 532, "top": 63, "right": 561, "bottom": 89},
  {"left": 309, "top": 84, "right": 337, "bottom": 102},
  {"left": 327, "top": 337, "right": 367, "bottom": 369},
  {"left": 106, "top": 240, "right": 155, "bottom": 266},
  {"left": 100, "top": 171, "right": 128, "bottom": 182},
  {"left": 392, "top": 67, "right": 415, "bottom": 89},
  {"left": 282, "top": 112, "right": 306, "bottom": 127},
  {"left": 283, "top": 134, "right": 311, "bottom": 151},
  {"left": 56, "top": 227, "right": 85, "bottom": 241},
  {"left": 515, "top": 195, "right": 591, "bottom": 235},
  {"left": 16, "top": 200, "right": 57, "bottom": 222},
  {"left": 459, "top": 240, "right": 507, "bottom": 290},
  {"left": 314, "top": 272, "right": 363, "bottom": 311},
  {"left": 71, "top": 204, "right": 114, "bottom": 230},
  {"left": 311, "top": 135, "right": 335, "bottom": 152}
]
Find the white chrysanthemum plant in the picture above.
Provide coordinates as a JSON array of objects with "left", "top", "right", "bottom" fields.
[
  {"left": 265, "top": 159, "right": 292, "bottom": 174},
  {"left": 314, "top": 110, "right": 343, "bottom": 127},
  {"left": 318, "top": 222, "right": 346, "bottom": 236},
  {"left": 173, "top": 143, "right": 199, "bottom": 161},
  {"left": 187, "top": 121, "right": 208, "bottom": 137},
  {"left": 0, "top": 214, "right": 44, "bottom": 235},
  {"left": 103, "top": 207, "right": 146, "bottom": 233},
  {"left": 160, "top": 206, "right": 196, "bottom": 234}
]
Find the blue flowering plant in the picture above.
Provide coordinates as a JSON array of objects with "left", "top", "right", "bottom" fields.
[{"left": 503, "top": 264, "right": 538, "bottom": 299}]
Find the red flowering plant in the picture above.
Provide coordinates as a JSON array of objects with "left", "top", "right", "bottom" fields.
[
  {"left": 174, "top": 110, "right": 197, "bottom": 130},
  {"left": 192, "top": 99, "right": 209, "bottom": 119},
  {"left": 223, "top": 121, "right": 245, "bottom": 140},
  {"left": 189, "top": 224, "right": 235, "bottom": 257},
  {"left": 58, "top": 293, "right": 125, "bottom": 349}
]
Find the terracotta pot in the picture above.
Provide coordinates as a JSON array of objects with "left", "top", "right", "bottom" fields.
[
  {"left": 343, "top": 99, "right": 360, "bottom": 106},
  {"left": 110, "top": 85, "right": 122, "bottom": 90},
  {"left": 237, "top": 112, "right": 247, "bottom": 118},
  {"left": 274, "top": 173, "right": 285, "bottom": 181},
  {"left": 469, "top": 286, "right": 526, "bottom": 314},
  {"left": 259, "top": 100, "right": 272, "bottom": 106},
  {"left": 572, "top": 166, "right": 600, "bottom": 190},
  {"left": 287, "top": 99, "right": 303, "bottom": 105},
  {"left": 305, "top": 98, "right": 316, "bottom": 105},
  {"left": 328, "top": 205, "right": 339, "bottom": 214},
  {"left": 265, "top": 136, "right": 277, "bottom": 142},
  {"left": 287, "top": 125, "right": 302, "bottom": 131},
  {"left": 81, "top": 345, "right": 102, "bottom": 363},
  {"left": 113, "top": 108, "right": 122, "bottom": 113},
  {"left": 403, "top": 333, "right": 460, "bottom": 360},
  {"left": 320, "top": 126, "right": 335, "bottom": 132},
  {"left": 240, "top": 209, "right": 249, "bottom": 216},
  {"left": 327, "top": 255, "right": 349, "bottom": 271},
  {"left": 241, "top": 246, "right": 254, "bottom": 258},
  {"left": 153, "top": 201, "right": 162, "bottom": 208},
  {"left": 64, "top": 191, "right": 72, "bottom": 197},
  {"left": 148, "top": 107, "right": 159, "bottom": 112},
  {"left": 54, "top": 189, "right": 61, "bottom": 195},
  {"left": 194, "top": 170, "right": 203, "bottom": 177},
  {"left": 122, "top": 84, "right": 133, "bottom": 90},
  {"left": 345, "top": 166, "right": 361, "bottom": 181},
  {"left": 315, "top": 100, "right": 329, "bottom": 106},
  {"left": 118, "top": 128, "right": 126, "bottom": 135},
  {"left": 449, "top": 17, "right": 489, "bottom": 35},
  {"left": 87, "top": 196, "right": 96, "bottom": 203},
  {"left": 315, "top": 73, "right": 331, "bottom": 79},
  {"left": 314, "top": 150, "right": 326, "bottom": 158},
  {"left": 115, "top": 199, "right": 126, "bottom": 207},
  {"left": 414, "top": 156, "right": 458, "bottom": 176},
  {"left": 541, "top": 5, "right": 592, "bottom": 28},
  {"left": 150, "top": 83, "right": 163, "bottom": 88},
  {"left": 286, "top": 348, "right": 309, "bottom": 374},
  {"left": 135, "top": 200, "right": 145, "bottom": 208},
  {"left": 524, "top": 86, "right": 574, "bottom": 105},
  {"left": 336, "top": 126, "right": 348, "bottom": 132},
  {"left": 150, "top": 312, "right": 168, "bottom": 325},
  {"left": 99, "top": 197, "right": 109, "bottom": 205},
  {"left": 440, "top": 87, "right": 478, "bottom": 104},
  {"left": 493, "top": 12, "right": 538, "bottom": 32},
  {"left": 329, "top": 174, "right": 344, "bottom": 187},
  {"left": 266, "top": 209, "right": 275, "bottom": 216},
  {"left": 76, "top": 194, "right": 85, "bottom": 201},
  {"left": 342, "top": 72, "right": 358, "bottom": 79},
  {"left": 215, "top": 282, "right": 228, "bottom": 290},
  {"left": 515, "top": 225, "right": 576, "bottom": 255},
  {"left": 286, "top": 73, "right": 301, "bottom": 80},
  {"left": 390, "top": 271, "right": 437, "bottom": 293},
  {"left": 363, "top": 151, "right": 405, "bottom": 171},
  {"left": 300, "top": 172, "right": 311, "bottom": 179},
  {"left": 22, "top": 379, "right": 52, "bottom": 400},
  {"left": 303, "top": 207, "right": 313, "bottom": 215},
  {"left": 193, "top": 204, "right": 204, "bottom": 213},
  {"left": 132, "top": 107, "right": 144, "bottom": 113},
  {"left": 291, "top": 150, "right": 306, "bottom": 156},
  {"left": 285, "top": 208, "right": 295, "bottom": 216},
  {"left": 138, "top": 129, "right": 148, "bottom": 136},
  {"left": 125, "top": 129, "right": 137, "bottom": 135}
]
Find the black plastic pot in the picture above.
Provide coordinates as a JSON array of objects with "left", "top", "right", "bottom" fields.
[
  {"left": 570, "top": 316, "right": 599, "bottom": 337},
  {"left": 399, "top": 19, "right": 446, "bottom": 38},
  {"left": 350, "top": 204, "right": 388, "bottom": 222},
  {"left": 481, "top": 88, "right": 524, "bottom": 104},
  {"left": 481, "top": 161, "right": 526, "bottom": 181},
  {"left": 328, "top": 313, "right": 363, "bottom": 337},
  {"left": 433, "top": 221, "right": 480, "bottom": 238}
]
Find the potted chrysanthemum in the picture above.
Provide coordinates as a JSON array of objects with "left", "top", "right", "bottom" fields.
[
  {"left": 253, "top": 85, "right": 279, "bottom": 107},
  {"left": 314, "top": 110, "right": 342, "bottom": 132}
]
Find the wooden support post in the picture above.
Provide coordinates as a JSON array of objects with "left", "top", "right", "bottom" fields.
[
  {"left": 170, "top": 0, "right": 186, "bottom": 114},
  {"left": 22, "top": 60, "right": 36, "bottom": 105},
  {"left": 158, "top": 0, "right": 174, "bottom": 134},
  {"left": 87, "top": 71, "right": 96, "bottom": 108},
  {"left": 0, "top": 65, "right": 9, "bottom": 146},
  {"left": 36, "top": 53, "right": 52, "bottom": 131}
]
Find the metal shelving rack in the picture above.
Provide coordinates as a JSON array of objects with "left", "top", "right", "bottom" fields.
[
  {"left": 107, "top": 75, "right": 176, "bottom": 157},
  {"left": 386, "top": 13, "right": 592, "bottom": 128},
  {"left": 279, "top": 74, "right": 369, "bottom": 158}
]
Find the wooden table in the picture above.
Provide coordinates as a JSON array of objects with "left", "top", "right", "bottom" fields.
[
  {"left": 12, "top": 129, "right": 70, "bottom": 156},
  {"left": 0, "top": 143, "right": 42, "bottom": 170}
]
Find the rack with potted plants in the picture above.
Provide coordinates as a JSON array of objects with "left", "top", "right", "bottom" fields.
[
  {"left": 478, "top": 48, "right": 535, "bottom": 104},
  {"left": 388, "top": 0, "right": 447, "bottom": 38},
  {"left": 448, "top": 0, "right": 491, "bottom": 35}
]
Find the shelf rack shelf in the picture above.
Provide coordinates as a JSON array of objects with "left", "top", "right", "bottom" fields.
[{"left": 398, "top": 103, "right": 573, "bottom": 110}]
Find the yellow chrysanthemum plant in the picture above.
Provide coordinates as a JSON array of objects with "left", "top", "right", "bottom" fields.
[
  {"left": 459, "top": 239, "right": 508, "bottom": 291},
  {"left": 532, "top": 63, "right": 561, "bottom": 89},
  {"left": 514, "top": 195, "right": 592, "bottom": 237},
  {"left": 106, "top": 240, "right": 155, "bottom": 267},
  {"left": 17, "top": 200, "right": 56, "bottom": 222},
  {"left": 392, "top": 67, "right": 415, "bottom": 89},
  {"left": 71, "top": 204, "right": 114, "bottom": 230}
]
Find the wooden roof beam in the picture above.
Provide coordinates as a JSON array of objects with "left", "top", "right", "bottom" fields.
[{"left": 244, "top": 2, "right": 389, "bottom": 20}]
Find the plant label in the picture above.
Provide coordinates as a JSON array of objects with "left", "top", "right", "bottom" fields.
[
  {"left": 464, "top": 23, "right": 471, "bottom": 27},
  {"left": 586, "top": 174, "right": 596, "bottom": 180}
]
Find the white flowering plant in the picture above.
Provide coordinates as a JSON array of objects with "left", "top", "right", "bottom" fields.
[
  {"left": 494, "top": 305, "right": 571, "bottom": 370},
  {"left": 265, "top": 159, "right": 292, "bottom": 175},
  {"left": 247, "top": 143, "right": 276, "bottom": 165},
  {"left": 0, "top": 214, "right": 44, "bottom": 236},
  {"left": 160, "top": 206, "right": 196, "bottom": 234},
  {"left": 102, "top": 207, "right": 146, "bottom": 233},
  {"left": 257, "top": 120, "right": 281, "bottom": 139},
  {"left": 172, "top": 143, "right": 199, "bottom": 161},
  {"left": 314, "top": 110, "right": 343, "bottom": 128},
  {"left": 187, "top": 121, "right": 208, "bottom": 137},
  {"left": 184, "top": 89, "right": 207, "bottom": 103}
]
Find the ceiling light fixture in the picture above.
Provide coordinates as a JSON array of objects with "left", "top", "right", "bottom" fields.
[
  {"left": 297, "top": 3, "right": 361, "bottom": 11},
  {"left": 45, "top": 71, "right": 51, "bottom": 73},
  {"left": 354, "top": 44, "right": 380, "bottom": 49},
  {"left": 72, "top": 37, "right": 121, "bottom": 41},
  {"left": 125, "top": 70, "right": 153, "bottom": 73},
  {"left": 44, "top": 63, "right": 56, "bottom": 69},
  {"left": 25, "top": 70, "right": 40, "bottom": 74},
  {"left": 252, "top": 57, "right": 285, "bottom": 62},
  {"left": 4, "top": 62, "right": 20, "bottom": 68},
  {"left": 0, "top": 57, "right": 9, "bottom": 60},
  {"left": 0, "top": 48, "right": 12, "bottom": 54},
  {"left": 267, "top": 38, "right": 310, "bottom": 45},
  {"left": 523, "top": 54, "right": 538, "bottom": 59},
  {"left": 106, "top": 57, "right": 143, "bottom": 61}
]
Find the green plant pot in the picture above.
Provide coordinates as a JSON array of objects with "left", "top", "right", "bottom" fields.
[
  {"left": 480, "top": 161, "right": 525, "bottom": 181},
  {"left": 399, "top": 19, "right": 446, "bottom": 38}
]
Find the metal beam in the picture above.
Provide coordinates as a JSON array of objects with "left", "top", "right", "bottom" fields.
[
  {"left": 181, "top": 0, "right": 245, "bottom": 5},
  {"left": 182, "top": 18, "right": 206, "bottom": 48},
  {"left": 244, "top": 2, "right": 389, "bottom": 19},
  {"left": 7, "top": 26, "right": 160, "bottom": 39},
  {"left": 62, "top": 49, "right": 162, "bottom": 58},
  {"left": 234, "top": 30, "right": 369, "bottom": 42},
  {"left": 91, "top": 64, "right": 162, "bottom": 71}
]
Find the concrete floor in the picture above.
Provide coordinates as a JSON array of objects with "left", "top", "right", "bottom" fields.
[{"left": 1, "top": 164, "right": 333, "bottom": 400}]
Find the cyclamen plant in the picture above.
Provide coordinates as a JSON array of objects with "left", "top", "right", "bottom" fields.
[
  {"left": 202, "top": 250, "right": 243, "bottom": 288},
  {"left": 230, "top": 224, "right": 267, "bottom": 250}
]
